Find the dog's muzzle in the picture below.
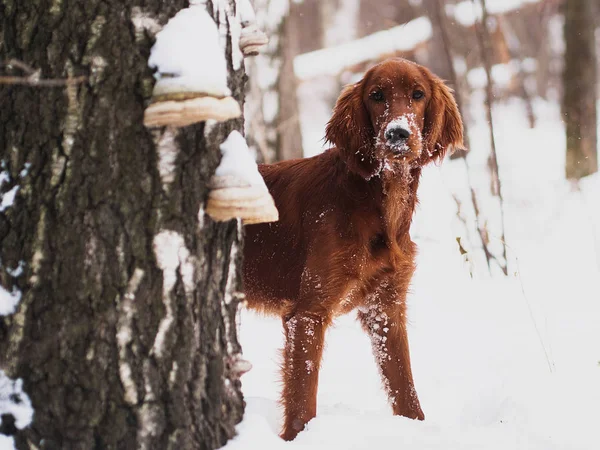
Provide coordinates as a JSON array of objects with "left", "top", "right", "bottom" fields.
[{"left": 385, "top": 124, "right": 411, "bottom": 154}]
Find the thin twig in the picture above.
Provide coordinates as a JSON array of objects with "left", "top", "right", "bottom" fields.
[
  {"left": 450, "top": 194, "right": 476, "bottom": 277},
  {"left": 0, "top": 75, "right": 87, "bottom": 87},
  {"left": 1, "top": 58, "right": 36, "bottom": 74},
  {"left": 468, "top": 173, "right": 496, "bottom": 273},
  {"left": 471, "top": 0, "right": 509, "bottom": 275},
  {"left": 0, "top": 59, "right": 87, "bottom": 87},
  {"left": 432, "top": 0, "right": 470, "bottom": 158},
  {"left": 496, "top": 237, "right": 555, "bottom": 373},
  {"left": 459, "top": 154, "right": 497, "bottom": 275}
]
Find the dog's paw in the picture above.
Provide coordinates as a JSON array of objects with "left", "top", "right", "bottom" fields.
[{"left": 280, "top": 418, "right": 306, "bottom": 441}]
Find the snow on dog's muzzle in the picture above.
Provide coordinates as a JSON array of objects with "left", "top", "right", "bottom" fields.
[{"left": 384, "top": 116, "right": 415, "bottom": 155}]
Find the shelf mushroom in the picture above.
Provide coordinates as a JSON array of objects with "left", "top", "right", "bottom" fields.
[
  {"left": 144, "top": 5, "right": 241, "bottom": 127},
  {"left": 206, "top": 131, "right": 278, "bottom": 224},
  {"left": 237, "top": 0, "right": 269, "bottom": 57}
]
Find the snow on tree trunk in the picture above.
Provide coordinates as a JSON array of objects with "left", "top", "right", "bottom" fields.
[
  {"left": 245, "top": 0, "right": 303, "bottom": 162},
  {"left": 0, "top": 1, "right": 245, "bottom": 449},
  {"left": 563, "top": 0, "right": 598, "bottom": 180}
]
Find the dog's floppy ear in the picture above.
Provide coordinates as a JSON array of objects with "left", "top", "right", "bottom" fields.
[
  {"left": 421, "top": 76, "right": 465, "bottom": 164},
  {"left": 325, "top": 83, "right": 380, "bottom": 179}
]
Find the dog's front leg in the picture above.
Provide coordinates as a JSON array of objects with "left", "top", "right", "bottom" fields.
[
  {"left": 358, "top": 280, "right": 424, "bottom": 420},
  {"left": 280, "top": 311, "right": 329, "bottom": 440}
]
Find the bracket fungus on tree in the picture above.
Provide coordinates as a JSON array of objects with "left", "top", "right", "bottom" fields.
[
  {"left": 237, "top": 0, "right": 269, "bottom": 57},
  {"left": 206, "top": 131, "right": 278, "bottom": 224},
  {"left": 143, "top": 4, "right": 241, "bottom": 127}
]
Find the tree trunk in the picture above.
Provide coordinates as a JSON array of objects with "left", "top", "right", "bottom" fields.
[
  {"left": 563, "top": 0, "right": 598, "bottom": 179},
  {"left": 246, "top": 0, "right": 303, "bottom": 163},
  {"left": 473, "top": 0, "right": 509, "bottom": 276},
  {"left": 423, "top": 0, "right": 470, "bottom": 159},
  {"left": 0, "top": 1, "right": 245, "bottom": 449},
  {"left": 276, "top": 1, "right": 304, "bottom": 162}
]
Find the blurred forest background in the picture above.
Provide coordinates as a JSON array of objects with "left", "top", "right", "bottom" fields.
[
  {"left": 235, "top": 3, "right": 600, "bottom": 447},
  {"left": 246, "top": 0, "right": 597, "bottom": 178}
]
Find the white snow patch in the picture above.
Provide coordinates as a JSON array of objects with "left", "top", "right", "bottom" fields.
[
  {"left": 238, "top": 0, "right": 257, "bottom": 25},
  {"left": 130, "top": 7, "right": 161, "bottom": 35},
  {"left": 6, "top": 262, "right": 25, "bottom": 278},
  {"left": 222, "top": 220, "right": 242, "bottom": 354},
  {"left": 385, "top": 116, "right": 414, "bottom": 135},
  {"left": 151, "top": 230, "right": 195, "bottom": 358},
  {"left": 215, "top": 131, "right": 269, "bottom": 190},
  {"left": 305, "top": 360, "right": 315, "bottom": 374},
  {"left": 0, "top": 168, "right": 9, "bottom": 186},
  {"left": 0, "top": 285, "right": 22, "bottom": 316},
  {"left": 467, "top": 59, "right": 536, "bottom": 90},
  {"left": 148, "top": 5, "right": 230, "bottom": 97},
  {"left": 294, "top": 17, "right": 432, "bottom": 80},
  {"left": 0, "top": 370, "right": 33, "bottom": 431},
  {"left": 116, "top": 268, "right": 145, "bottom": 406},
  {"left": 230, "top": 9, "right": 244, "bottom": 71},
  {"left": 380, "top": 114, "right": 420, "bottom": 154},
  {"left": 19, "top": 163, "right": 31, "bottom": 179},
  {"left": 0, "top": 185, "right": 19, "bottom": 212},
  {"left": 448, "top": 0, "right": 542, "bottom": 27},
  {"left": 156, "top": 128, "right": 178, "bottom": 188}
]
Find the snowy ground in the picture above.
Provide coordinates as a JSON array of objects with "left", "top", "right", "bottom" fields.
[{"left": 223, "top": 93, "right": 600, "bottom": 449}]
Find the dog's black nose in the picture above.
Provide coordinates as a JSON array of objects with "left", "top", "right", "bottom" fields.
[{"left": 385, "top": 126, "right": 411, "bottom": 144}]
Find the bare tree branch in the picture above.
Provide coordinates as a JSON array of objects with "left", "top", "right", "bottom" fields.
[
  {"left": 1, "top": 58, "right": 37, "bottom": 74},
  {"left": 0, "top": 76, "right": 87, "bottom": 87},
  {"left": 430, "top": 0, "right": 470, "bottom": 159},
  {"left": 471, "top": 0, "right": 509, "bottom": 275},
  {"left": 497, "top": 16, "right": 536, "bottom": 128},
  {"left": 0, "top": 59, "right": 87, "bottom": 87}
]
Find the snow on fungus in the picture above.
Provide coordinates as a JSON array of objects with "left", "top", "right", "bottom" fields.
[
  {"left": 144, "top": 5, "right": 241, "bottom": 127},
  {"left": 148, "top": 5, "right": 228, "bottom": 96},
  {"left": 237, "top": 0, "right": 268, "bottom": 57},
  {"left": 205, "top": 131, "right": 279, "bottom": 224},
  {"left": 237, "top": 0, "right": 257, "bottom": 25},
  {"left": 239, "top": 24, "right": 269, "bottom": 57},
  {"left": 215, "top": 131, "right": 267, "bottom": 187}
]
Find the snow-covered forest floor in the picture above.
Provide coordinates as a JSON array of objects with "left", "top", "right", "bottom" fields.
[{"left": 224, "top": 92, "right": 600, "bottom": 449}]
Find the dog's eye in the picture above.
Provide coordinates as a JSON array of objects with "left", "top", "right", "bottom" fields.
[
  {"left": 369, "top": 90, "right": 385, "bottom": 102},
  {"left": 412, "top": 90, "right": 425, "bottom": 100}
]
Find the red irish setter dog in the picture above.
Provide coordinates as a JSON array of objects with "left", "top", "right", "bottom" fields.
[{"left": 243, "top": 58, "right": 464, "bottom": 440}]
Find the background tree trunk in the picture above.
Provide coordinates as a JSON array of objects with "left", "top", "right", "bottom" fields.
[
  {"left": 423, "top": 0, "right": 471, "bottom": 159},
  {"left": 276, "top": 1, "right": 304, "bottom": 162},
  {"left": 563, "top": 0, "right": 598, "bottom": 179},
  {"left": 0, "top": 1, "right": 244, "bottom": 449},
  {"left": 245, "top": 0, "right": 303, "bottom": 162}
]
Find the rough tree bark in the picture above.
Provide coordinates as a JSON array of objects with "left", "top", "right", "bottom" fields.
[
  {"left": 563, "top": 0, "right": 598, "bottom": 179},
  {"left": 0, "top": 1, "right": 245, "bottom": 449}
]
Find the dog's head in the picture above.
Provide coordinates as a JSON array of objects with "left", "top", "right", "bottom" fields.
[{"left": 325, "top": 58, "right": 465, "bottom": 179}]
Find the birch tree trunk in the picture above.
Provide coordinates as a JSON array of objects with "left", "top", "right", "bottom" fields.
[
  {"left": 246, "top": 0, "right": 303, "bottom": 162},
  {"left": 0, "top": 1, "right": 245, "bottom": 449},
  {"left": 563, "top": 0, "right": 598, "bottom": 179}
]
